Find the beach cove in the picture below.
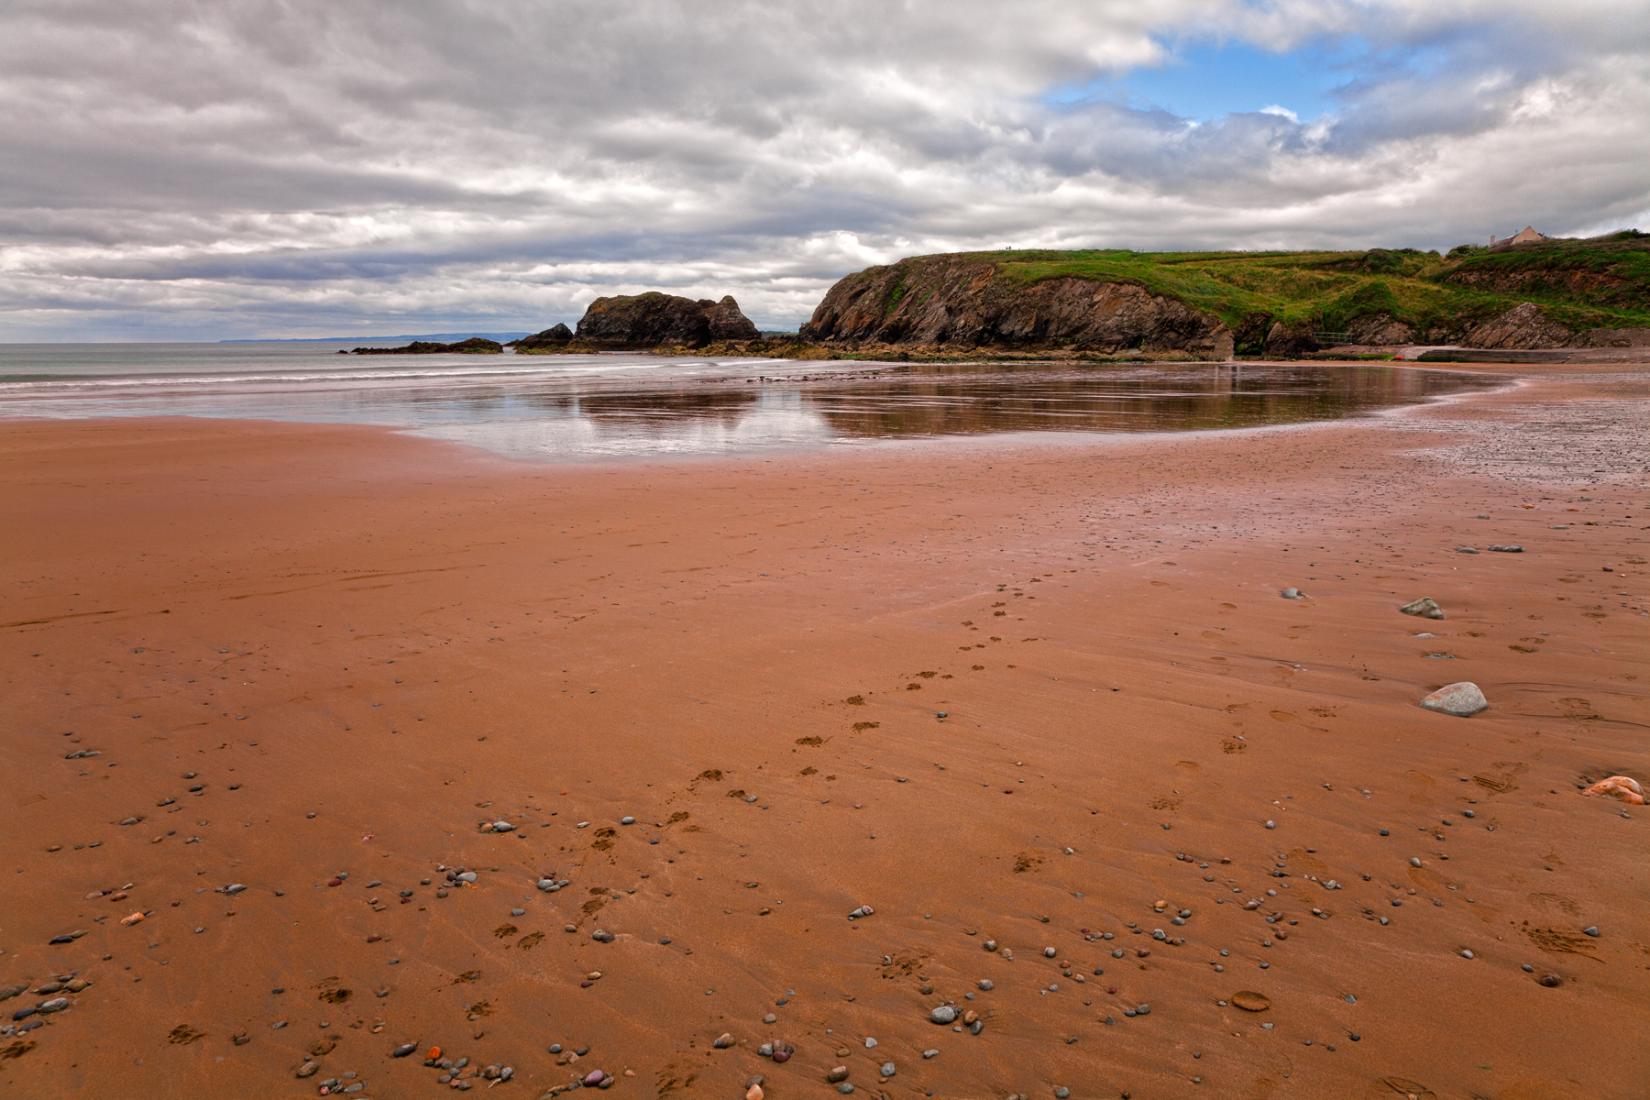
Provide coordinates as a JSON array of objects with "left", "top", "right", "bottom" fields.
[{"left": 1, "top": 360, "right": 1646, "bottom": 1098}]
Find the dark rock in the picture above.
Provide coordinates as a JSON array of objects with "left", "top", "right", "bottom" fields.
[
  {"left": 575, "top": 292, "right": 758, "bottom": 348},
  {"left": 1262, "top": 320, "right": 1319, "bottom": 358},
  {"left": 350, "top": 338, "right": 503, "bottom": 356},
  {"left": 513, "top": 323, "right": 574, "bottom": 352}
]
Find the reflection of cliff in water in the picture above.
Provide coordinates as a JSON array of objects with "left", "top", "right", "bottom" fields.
[
  {"left": 573, "top": 389, "right": 758, "bottom": 433},
  {"left": 5, "top": 348, "right": 1501, "bottom": 462},
  {"left": 798, "top": 364, "right": 1496, "bottom": 438}
]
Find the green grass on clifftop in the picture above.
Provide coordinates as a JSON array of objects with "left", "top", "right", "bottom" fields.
[{"left": 930, "top": 231, "right": 1650, "bottom": 335}]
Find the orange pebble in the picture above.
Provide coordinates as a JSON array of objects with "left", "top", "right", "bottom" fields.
[
  {"left": 120, "top": 911, "right": 145, "bottom": 926},
  {"left": 1583, "top": 776, "right": 1644, "bottom": 805},
  {"left": 426, "top": 1046, "right": 441, "bottom": 1062}
]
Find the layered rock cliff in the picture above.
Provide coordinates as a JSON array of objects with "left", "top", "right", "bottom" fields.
[
  {"left": 575, "top": 293, "right": 759, "bottom": 348},
  {"left": 804, "top": 256, "right": 1233, "bottom": 359}
]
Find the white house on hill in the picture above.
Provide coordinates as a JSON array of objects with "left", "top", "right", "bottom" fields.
[{"left": 1490, "top": 225, "right": 1549, "bottom": 246}]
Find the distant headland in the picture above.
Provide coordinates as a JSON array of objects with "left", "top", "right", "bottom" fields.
[{"left": 347, "top": 229, "right": 1649, "bottom": 361}]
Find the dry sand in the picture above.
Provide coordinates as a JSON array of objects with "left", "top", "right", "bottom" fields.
[{"left": 1, "top": 363, "right": 1646, "bottom": 1099}]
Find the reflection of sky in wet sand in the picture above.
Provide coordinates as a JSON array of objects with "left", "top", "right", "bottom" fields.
[
  {"left": 424, "top": 390, "right": 837, "bottom": 459},
  {"left": 0, "top": 345, "right": 1506, "bottom": 462}
]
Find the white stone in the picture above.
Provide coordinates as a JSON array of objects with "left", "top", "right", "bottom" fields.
[{"left": 1420, "top": 682, "right": 1488, "bottom": 717}]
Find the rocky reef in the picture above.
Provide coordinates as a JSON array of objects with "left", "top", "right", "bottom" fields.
[{"left": 349, "top": 337, "right": 502, "bottom": 355}]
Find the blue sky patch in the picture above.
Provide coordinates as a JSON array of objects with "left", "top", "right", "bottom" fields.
[{"left": 1047, "top": 36, "right": 1376, "bottom": 122}]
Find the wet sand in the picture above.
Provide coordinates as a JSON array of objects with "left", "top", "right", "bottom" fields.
[{"left": 1, "top": 364, "right": 1647, "bottom": 1098}]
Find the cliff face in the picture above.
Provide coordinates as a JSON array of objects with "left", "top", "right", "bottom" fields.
[
  {"left": 1463, "top": 302, "right": 1575, "bottom": 349},
  {"left": 575, "top": 293, "right": 759, "bottom": 348},
  {"left": 803, "top": 257, "right": 1234, "bottom": 359},
  {"left": 800, "top": 235, "right": 1649, "bottom": 357}
]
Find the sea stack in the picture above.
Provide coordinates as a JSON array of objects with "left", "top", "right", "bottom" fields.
[{"left": 574, "top": 292, "right": 759, "bottom": 348}]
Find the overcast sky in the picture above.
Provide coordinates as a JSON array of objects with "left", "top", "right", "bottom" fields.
[{"left": 2, "top": 0, "right": 1647, "bottom": 340}]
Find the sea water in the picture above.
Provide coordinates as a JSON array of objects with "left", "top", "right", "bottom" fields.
[{"left": 0, "top": 342, "right": 1503, "bottom": 461}]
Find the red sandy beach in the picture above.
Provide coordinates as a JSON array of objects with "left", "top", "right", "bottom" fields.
[{"left": 1, "top": 363, "right": 1646, "bottom": 1098}]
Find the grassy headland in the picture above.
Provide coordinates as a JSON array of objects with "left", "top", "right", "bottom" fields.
[{"left": 952, "top": 231, "right": 1650, "bottom": 347}]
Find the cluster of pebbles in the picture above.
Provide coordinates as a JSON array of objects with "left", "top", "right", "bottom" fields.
[
  {"left": 403, "top": 1044, "right": 516, "bottom": 1091},
  {"left": 2, "top": 974, "right": 93, "bottom": 1048}
]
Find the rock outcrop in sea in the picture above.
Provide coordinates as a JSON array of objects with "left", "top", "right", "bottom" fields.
[
  {"left": 349, "top": 337, "right": 502, "bottom": 355},
  {"left": 512, "top": 323, "right": 574, "bottom": 352},
  {"left": 575, "top": 293, "right": 759, "bottom": 349}
]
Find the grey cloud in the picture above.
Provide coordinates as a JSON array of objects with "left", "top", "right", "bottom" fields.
[{"left": 0, "top": 0, "right": 1646, "bottom": 340}]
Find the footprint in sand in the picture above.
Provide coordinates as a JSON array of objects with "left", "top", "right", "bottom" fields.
[
  {"left": 1270, "top": 709, "right": 1327, "bottom": 731},
  {"left": 1472, "top": 762, "right": 1527, "bottom": 793},
  {"left": 1523, "top": 923, "right": 1600, "bottom": 959},
  {"left": 1527, "top": 891, "right": 1581, "bottom": 917}
]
